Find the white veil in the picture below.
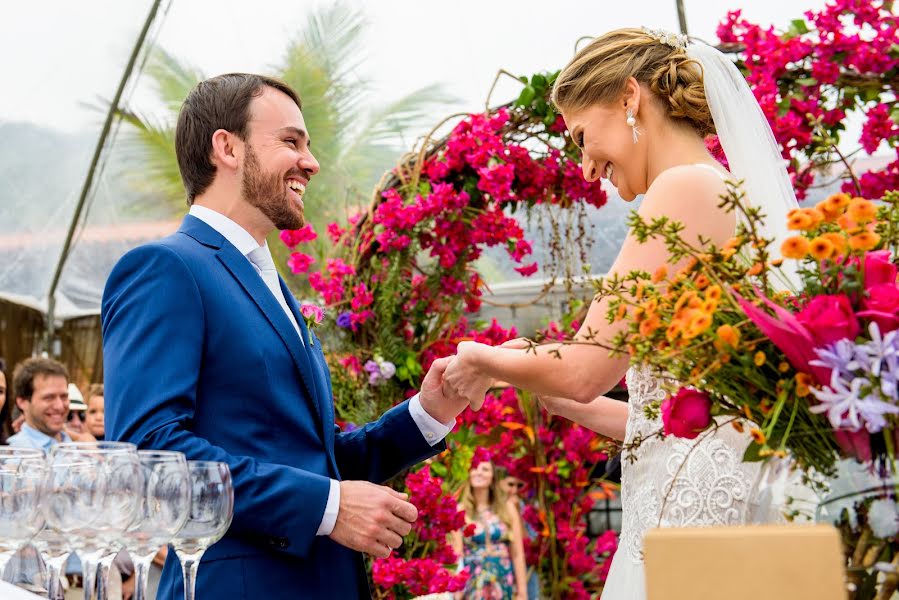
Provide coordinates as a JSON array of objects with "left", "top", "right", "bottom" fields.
[
  {"left": 687, "top": 41, "right": 800, "bottom": 290},
  {"left": 688, "top": 40, "right": 813, "bottom": 520}
]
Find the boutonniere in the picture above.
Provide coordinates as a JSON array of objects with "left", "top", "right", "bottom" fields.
[{"left": 299, "top": 303, "right": 324, "bottom": 346}]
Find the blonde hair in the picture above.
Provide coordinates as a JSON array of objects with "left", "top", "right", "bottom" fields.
[
  {"left": 458, "top": 462, "right": 514, "bottom": 529},
  {"left": 552, "top": 28, "right": 715, "bottom": 137}
]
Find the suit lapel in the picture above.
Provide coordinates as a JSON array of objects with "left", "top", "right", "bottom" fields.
[
  {"left": 282, "top": 284, "right": 337, "bottom": 461},
  {"left": 215, "top": 245, "right": 323, "bottom": 429}
]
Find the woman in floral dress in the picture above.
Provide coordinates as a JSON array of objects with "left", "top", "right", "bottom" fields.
[{"left": 452, "top": 458, "right": 528, "bottom": 600}]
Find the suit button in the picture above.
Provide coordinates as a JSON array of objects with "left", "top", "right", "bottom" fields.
[{"left": 426, "top": 432, "right": 435, "bottom": 441}]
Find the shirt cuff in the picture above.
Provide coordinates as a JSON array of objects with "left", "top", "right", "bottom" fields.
[
  {"left": 408, "top": 393, "right": 454, "bottom": 446},
  {"left": 316, "top": 478, "right": 340, "bottom": 536}
]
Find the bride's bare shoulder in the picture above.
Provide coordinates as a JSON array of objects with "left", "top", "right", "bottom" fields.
[{"left": 636, "top": 163, "right": 735, "bottom": 242}]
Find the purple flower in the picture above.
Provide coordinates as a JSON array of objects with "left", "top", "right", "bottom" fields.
[
  {"left": 379, "top": 361, "right": 396, "bottom": 379},
  {"left": 364, "top": 360, "right": 381, "bottom": 375},
  {"left": 810, "top": 371, "right": 899, "bottom": 433},
  {"left": 336, "top": 312, "right": 353, "bottom": 329}
]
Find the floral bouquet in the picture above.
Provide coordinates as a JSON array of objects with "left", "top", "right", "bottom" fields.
[{"left": 596, "top": 185, "right": 899, "bottom": 597}]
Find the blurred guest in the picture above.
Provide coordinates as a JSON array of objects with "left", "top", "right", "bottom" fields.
[
  {"left": 6, "top": 357, "right": 71, "bottom": 449},
  {"left": 85, "top": 384, "right": 105, "bottom": 441},
  {"left": 0, "top": 357, "right": 12, "bottom": 444},
  {"left": 64, "top": 383, "right": 89, "bottom": 437},
  {"left": 452, "top": 458, "right": 528, "bottom": 600},
  {"left": 500, "top": 472, "right": 540, "bottom": 600}
]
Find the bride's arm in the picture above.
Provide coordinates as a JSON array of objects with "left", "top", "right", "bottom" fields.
[
  {"left": 538, "top": 394, "right": 629, "bottom": 440},
  {"left": 443, "top": 166, "right": 735, "bottom": 405}
]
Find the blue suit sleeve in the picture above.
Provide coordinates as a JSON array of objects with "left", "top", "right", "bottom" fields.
[
  {"left": 332, "top": 400, "right": 446, "bottom": 482},
  {"left": 102, "top": 244, "right": 329, "bottom": 559}
]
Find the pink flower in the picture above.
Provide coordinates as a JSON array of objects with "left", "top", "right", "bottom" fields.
[
  {"left": 299, "top": 303, "right": 324, "bottom": 324},
  {"left": 279, "top": 225, "right": 317, "bottom": 248},
  {"left": 515, "top": 262, "right": 539, "bottom": 277},
  {"left": 733, "top": 288, "right": 831, "bottom": 385},
  {"left": 858, "top": 283, "right": 899, "bottom": 333},
  {"left": 835, "top": 429, "right": 872, "bottom": 463},
  {"left": 795, "top": 294, "right": 860, "bottom": 347},
  {"left": 287, "top": 252, "right": 315, "bottom": 274},
  {"left": 661, "top": 387, "right": 712, "bottom": 439},
  {"left": 864, "top": 250, "right": 898, "bottom": 289}
]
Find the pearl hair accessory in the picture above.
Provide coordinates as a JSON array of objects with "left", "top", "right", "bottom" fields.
[{"left": 641, "top": 26, "right": 689, "bottom": 51}]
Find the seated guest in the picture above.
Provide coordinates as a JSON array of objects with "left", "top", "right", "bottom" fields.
[
  {"left": 6, "top": 357, "right": 72, "bottom": 449},
  {"left": 85, "top": 383, "right": 105, "bottom": 441}
]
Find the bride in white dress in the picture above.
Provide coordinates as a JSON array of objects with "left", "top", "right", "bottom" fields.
[{"left": 441, "top": 27, "right": 797, "bottom": 600}]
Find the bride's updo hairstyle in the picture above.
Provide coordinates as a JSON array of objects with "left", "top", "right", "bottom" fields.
[{"left": 552, "top": 28, "right": 715, "bottom": 138}]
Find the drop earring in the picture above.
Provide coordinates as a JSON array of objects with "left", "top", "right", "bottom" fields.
[{"left": 626, "top": 107, "right": 640, "bottom": 144}]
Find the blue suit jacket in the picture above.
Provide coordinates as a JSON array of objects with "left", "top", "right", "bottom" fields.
[{"left": 102, "top": 215, "right": 444, "bottom": 599}]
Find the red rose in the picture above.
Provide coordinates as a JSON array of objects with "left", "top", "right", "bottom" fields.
[
  {"left": 795, "top": 294, "right": 860, "bottom": 346},
  {"left": 661, "top": 388, "right": 712, "bottom": 439},
  {"left": 864, "top": 250, "right": 897, "bottom": 290},
  {"left": 858, "top": 283, "right": 899, "bottom": 333}
]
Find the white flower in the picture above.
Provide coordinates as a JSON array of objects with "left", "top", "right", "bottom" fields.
[{"left": 869, "top": 499, "right": 899, "bottom": 538}]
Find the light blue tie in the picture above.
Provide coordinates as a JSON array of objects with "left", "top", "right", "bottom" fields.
[{"left": 246, "top": 246, "right": 303, "bottom": 343}]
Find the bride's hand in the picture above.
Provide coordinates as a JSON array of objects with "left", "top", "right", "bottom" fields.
[{"left": 442, "top": 341, "right": 494, "bottom": 411}]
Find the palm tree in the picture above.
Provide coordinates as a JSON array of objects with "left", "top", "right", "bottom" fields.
[{"left": 117, "top": 1, "right": 452, "bottom": 284}]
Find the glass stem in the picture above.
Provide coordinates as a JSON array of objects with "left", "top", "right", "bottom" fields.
[
  {"left": 96, "top": 560, "right": 109, "bottom": 600},
  {"left": 181, "top": 556, "right": 202, "bottom": 600},
  {"left": 0, "top": 550, "right": 13, "bottom": 582},
  {"left": 132, "top": 556, "right": 153, "bottom": 600},
  {"left": 45, "top": 561, "right": 62, "bottom": 600},
  {"left": 82, "top": 559, "right": 97, "bottom": 600}
]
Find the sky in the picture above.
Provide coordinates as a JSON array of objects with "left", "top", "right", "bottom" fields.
[{"left": 1, "top": 0, "right": 816, "bottom": 136}]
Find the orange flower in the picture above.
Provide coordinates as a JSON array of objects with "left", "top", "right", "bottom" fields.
[
  {"left": 705, "top": 285, "right": 722, "bottom": 302},
  {"left": 732, "top": 421, "right": 745, "bottom": 433},
  {"left": 777, "top": 361, "right": 790, "bottom": 373},
  {"left": 787, "top": 211, "right": 815, "bottom": 231},
  {"left": 822, "top": 192, "right": 851, "bottom": 214},
  {"left": 821, "top": 232, "right": 848, "bottom": 255},
  {"left": 837, "top": 213, "right": 861, "bottom": 233},
  {"left": 795, "top": 372, "right": 814, "bottom": 398},
  {"left": 809, "top": 237, "right": 836, "bottom": 261},
  {"left": 666, "top": 321, "right": 683, "bottom": 341},
  {"left": 849, "top": 231, "right": 881, "bottom": 251},
  {"left": 685, "top": 311, "right": 713, "bottom": 338},
  {"left": 781, "top": 236, "right": 810, "bottom": 259},
  {"left": 615, "top": 304, "right": 627, "bottom": 321},
  {"left": 635, "top": 282, "right": 646, "bottom": 301},
  {"left": 847, "top": 197, "right": 877, "bottom": 223},
  {"left": 639, "top": 314, "right": 662, "bottom": 336},
  {"left": 674, "top": 291, "right": 698, "bottom": 313},
  {"left": 702, "top": 299, "right": 718, "bottom": 313},
  {"left": 747, "top": 263, "right": 763, "bottom": 276},
  {"left": 724, "top": 236, "right": 743, "bottom": 250},
  {"left": 803, "top": 207, "right": 825, "bottom": 227},
  {"left": 714, "top": 324, "right": 740, "bottom": 351},
  {"left": 750, "top": 428, "right": 767, "bottom": 444},
  {"left": 651, "top": 265, "right": 668, "bottom": 283},
  {"left": 769, "top": 258, "right": 784, "bottom": 267},
  {"left": 754, "top": 351, "right": 766, "bottom": 366},
  {"left": 694, "top": 274, "right": 710, "bottom": 289}
]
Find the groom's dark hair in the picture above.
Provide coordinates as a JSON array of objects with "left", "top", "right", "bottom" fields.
[{"left": 175, "top": 73, "right": 302, "bottom": 205}]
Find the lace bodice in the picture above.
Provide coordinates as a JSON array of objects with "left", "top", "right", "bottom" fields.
[{"left": 618, "top": 365, "right": 762, "bottom": 564}]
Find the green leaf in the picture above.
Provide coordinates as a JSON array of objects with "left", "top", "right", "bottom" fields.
[
  {"left": 742, "top": 442, "right": 765, "bottom": 463},
  {"left": 531, "top": 74, "right": 547, "bottom": 89},
  {"left": 795, "top": 77, "right": 818, "bottom": 87},
  {"left": 889, "top": 44, "right": 899, "bottom": 59},
  {"left": 429, "top": 462, "right": 448, "bottom": 478},
  {"left": 790, "top": 19, "right": 810, "bottom": 35},
  {"left": 517, "top": 85, "right": 536, "bottom": 107},
  {"left": 519, "top": 75, "right": 529, "bottom": 84}
]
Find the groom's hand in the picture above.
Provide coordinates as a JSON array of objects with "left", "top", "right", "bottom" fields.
[
  {"left": 329, "top": 481, "right": 418, "bottom": 558},
  {"left": 418, "top": 356, "right": 469, "bottom": 423}
]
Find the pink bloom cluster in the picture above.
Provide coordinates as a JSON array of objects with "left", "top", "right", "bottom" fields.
[
  {"left": 371, "top": 469, "right": 469, "bottom": 598},
  {"left": 717, "top": 1, "right": 899, "bottom": 199}
]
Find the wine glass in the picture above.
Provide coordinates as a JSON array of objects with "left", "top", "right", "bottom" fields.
[
  {"left": 46, "top": 441, "right": 141, "bottom": 600},
  {"left": 31, "top": 525, "right": 71, "bottom": 600},
  {"left": 0, "top": 447, "right": 47, "bottom": 579},
  {"left": 171, "top": 461, "right": 233, "bottom": 600},
  {"left": 121, "top": 450, "right": 191, "bottom": 600}
]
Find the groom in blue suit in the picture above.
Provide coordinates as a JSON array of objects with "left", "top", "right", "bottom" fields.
[{"left": 102, "top": 74, "right": 469, "bottom": 599}]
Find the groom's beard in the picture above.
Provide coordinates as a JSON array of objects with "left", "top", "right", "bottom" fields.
[{"left": 241, "top": 144, "right": 305, "bottom": 231}]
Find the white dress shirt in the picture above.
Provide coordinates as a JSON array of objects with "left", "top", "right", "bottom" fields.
[{"left": 188, "top": 205, "right": 453, "bottom": 535}]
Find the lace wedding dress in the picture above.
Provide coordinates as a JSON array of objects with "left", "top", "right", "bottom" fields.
[{"left": 600, "top": 365, "right": 765, "bottom": 600}]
